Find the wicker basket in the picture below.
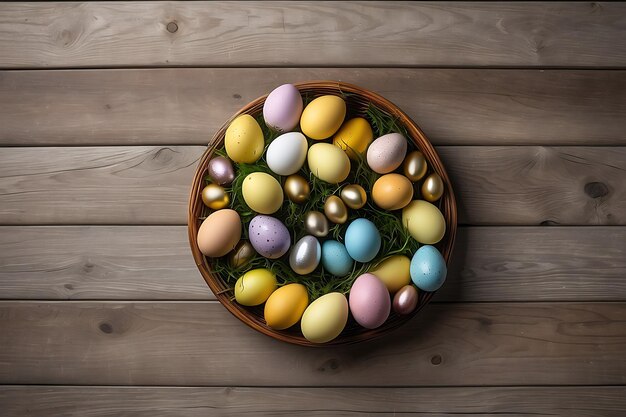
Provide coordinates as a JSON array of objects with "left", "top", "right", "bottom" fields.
[{"left": 188, "top": 81, "right": 457, "bottom": 346}]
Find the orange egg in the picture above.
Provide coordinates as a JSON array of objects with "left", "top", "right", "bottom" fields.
[
  {"left": 264, "top": 283, "right": 309, "bottom": 330},
  {"left": 372, "top": 174, "right": 413, "bottom": 210}
]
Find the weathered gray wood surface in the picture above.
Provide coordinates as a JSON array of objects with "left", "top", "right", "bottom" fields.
[
  {"left": 0, "top": 146, "right": 623, "bottom": 225},
  {"left": 2, "top": 69, "right": 625, "bottom": 146},
  {"left": 1, "top": 226, "right": 624, "bottom": 302},
  {"left": 2, "top": 386, "right": 625, "bottom": 417},
  {"left": 0, "top": 301, "right": 624, "bottom": 386},
  {"left": 1, "top": 2, "right": 625, "bottom": 68}
]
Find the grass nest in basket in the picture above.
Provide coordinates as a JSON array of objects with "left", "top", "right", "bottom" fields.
[{"left": 189, "top": 81, "right": 457, "bottom": 346}]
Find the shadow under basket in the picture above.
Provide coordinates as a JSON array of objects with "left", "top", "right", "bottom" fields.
[{"left": 188, "top": 81, "right": 457, "bottom": 346}]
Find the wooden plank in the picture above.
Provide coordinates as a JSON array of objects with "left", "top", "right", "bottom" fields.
[
  {"left": 1, "top": 69, "right": 625, "bottom": 146},
  {"left": 0, "top": 146, "right": 623, "bottom": 225},
  {"left": 1, "top": 226, "right": 624, "bottom": 302},
  {"left": 2, "top": 386, "right": 626, "bottom": 417},
  {"left": 1, "top": 2, "right": 625, "bottom": 68},
  {"left": 0, "top": 301, "right": 624, "bottom": 386}
]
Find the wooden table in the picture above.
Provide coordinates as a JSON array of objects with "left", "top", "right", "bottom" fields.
[{"left": 1, "top": 2, "right": 625, "bottom": 415}]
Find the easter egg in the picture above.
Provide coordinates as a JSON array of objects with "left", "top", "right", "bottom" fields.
[
  {"left": 249, "top": 215, "right": 291, "bottom": 259},
  {"left": 372, "top": 173, "right": 413, "bottom": 210},
  {"left": 402, "top": 200, "right": 446, "bottom": 244},
  {"left": 264, "top": 283, "right": 309, "bottom": 330},
  {"left": 403, "top": 151, "right": 427, "bottom": 182},
  {"left": 207, "top": 156, "right": 235, "bottom": 185},
  {"left": 321, "top": 240, "right": 354, "bottom": 277},
  {"left": 224, "top": 114, "right": 264, "bottom": 163},
  {"left": 301, "top": 293, "right": 349, "bottom": 343},
  {"left": 196, "top": 209, "right": 241, "bottom": 257},
  {"left": 289, "top": 235, "right": 321, "bottom": 275},
  {"left": 367, "top": 133, "right": 408, "bottom": 174},
  {"left": 304, "top": 211, "right": 329, "bottom": 238},
  {"left": 344, "top": 218, "right": 381, "bottom": 263},
  {"left": 284, "top": 174, "right": 310, "bottom": 203},
  {"left": 308, "top": 143, "right": 351, "bottom": 183},
  {"left": 370, "top": 255, "right": 411, "bottom": 293},
  {"left": 393, "top": 284, "right": 419, "bottom": 315},
  {"left": 228, "top": 240, "right": 256, "bottom": 269},
  {"left": 340, "top": 184, "right": 367, "bottom": 209},
  {"left": 201, "top": 184, "right": 230, "bottom": 210},
  {"left": 300, "top": 95, "right": 346, "bottom": 140},
  {"left": 349, "top": 273, "right": 391, "bottom": 329},
  {"left": 234, "top": 268, "right": 277, "bottom": 306},
  {"left": 410, "top": 245, "right": 447, "bottom": 292},
  {"left": 263, "top": 84, "right": 303, "bottom": 132},
  {"left": 266, "top": 132, "right": 308, "bottom": 176},
  {"left": 421, "top": 172, "right": 444, "bottom": 202},
  {"left": 242, "top": 172, "right": 283, "bottom": 214},
  {"left": 324, "top": 195, "right": 348, "bottom": 224},
  {"left": 332, "top": 117, "right": 374, "bottom": 159}
]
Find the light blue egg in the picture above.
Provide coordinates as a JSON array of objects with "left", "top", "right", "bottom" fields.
[
  {"left": 321, "top": 240, "right": 354, "bottom": 276},
  {"left": 410, "top": 245, "right": 447, "bottom": 292},
  {"left": 344, "top": 218, "right": 381, "bottom": 263}
]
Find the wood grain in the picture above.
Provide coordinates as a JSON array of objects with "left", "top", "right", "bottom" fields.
[
  {"left": 0, "top": 146, "right": 623, "bottom": 225},
  {"left": 1, "top": 69, "right": 625, "bottom": 146},
  {"left": 0, "top": 301, "right": 624, "bottom": 386},
  {"left": 2, "top": 386, "right": 625, "bottom": 417},
  {"left": 1, "top": 2, "right": 625, "bottom": 68},
  {"left": 1, "top": 226, "right": 624, "bottom": 302}
]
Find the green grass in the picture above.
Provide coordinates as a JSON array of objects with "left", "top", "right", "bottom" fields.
[{"left": 207, "top": 103, "right": 420, "bottom": 301}]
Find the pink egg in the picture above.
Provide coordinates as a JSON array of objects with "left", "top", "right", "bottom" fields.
[
  {"left": 263, "top": 84, "right": 303, "bottom": 132},
  {"left": 366, "top": 133, "right": 408, "bottom": 174},
  {"left": 349, "top": 273, "right": 391, "bottom": 329}
]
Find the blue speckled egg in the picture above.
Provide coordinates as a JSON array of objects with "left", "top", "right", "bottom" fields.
[
  {"left": 344, "top": 218, "right": 381, "bottom": 263},
  {"left": 248, "top": 215, "right": 291, "bottom": 259},
  {"left": 321, "top": 240, "right": 354, "bottom": 276},
  {"left": 410, "top": 245, "right": 447, "bottom": 292}
]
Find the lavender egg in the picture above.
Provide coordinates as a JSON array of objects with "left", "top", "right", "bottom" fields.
[
  {"left": 263, "top": 84, "right": 303, "bottom": 132},
  {"left": 393, "top": 285, "right": 419, "bottom": 315},
  {"left": 249, "top": 215, "right": 291, "bottom": 259},
  {"left": 207, "top": 156, "right": 235, "bottom": 185}
]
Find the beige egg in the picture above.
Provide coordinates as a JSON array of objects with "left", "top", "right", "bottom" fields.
[
  {"left": 197, "top": 209, "right": 242, "bottom": 257},
  {"left": 372, "top": 174, "right": 414, "bottom": 210},
  {"left": 402, "top": 200, "right": 446, "bottom": 244}
]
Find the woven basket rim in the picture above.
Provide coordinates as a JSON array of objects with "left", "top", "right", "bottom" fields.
[{"left": 188, "top": 80, "right": 457, "bottom": 347}]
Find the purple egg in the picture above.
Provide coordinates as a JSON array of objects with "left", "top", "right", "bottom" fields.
[
  {"left": 349, "top": 273, "right": 391, "bottom": 329},
  {"left": 248, "top": 215, "right": 291, "bottom": 259},
  {"left": 208, "top": 156, "right": 235, "bottom": 185},
  {"left": 263, "top": 84, "right": 303, "bottom": 132}
]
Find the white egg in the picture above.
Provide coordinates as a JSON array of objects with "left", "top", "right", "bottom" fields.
[{"left": 266, "top": 132, "right": 308, "bottom": 176}]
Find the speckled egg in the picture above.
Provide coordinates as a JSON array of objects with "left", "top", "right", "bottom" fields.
[
  {"left": 349, "top": 273, "right": 391, "bottom": 329},
  {"left": 366, "top": 133, "right": 408, "bottom": 174},
  {"left": 344, "top": 218, "right": 381, "bottom": 263},
  {"left": 410, "top": 245, "right": 447, "bottom": 292},
  {"left": 248, "top": 215, "right": 291, "bottom": 259},
  {"left": 321, "top": 240, "right": 354, "bottom": 277},
  {"left": 263, "top": 84, "right": 303, "bottom": 132},
  {"left": 224, "top": 114, "right": 264, "bottom": 163}
]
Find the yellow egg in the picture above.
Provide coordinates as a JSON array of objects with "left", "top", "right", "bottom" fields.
[
  {"left": 234, "top": 269, "right": 277, "bottom": 306},
  {"left": 370, "top": 255, "right": 411, "bottom": 293},
  {"left": 224, "top": 114, "right": 264, "bottom": 163},
  {"left": 402, "top": 200, "right": 446, "bottom": 244},
  {"left": 333, "top": 117, "right": 374, "bottom": 159},
  {"left": 264, "top": 283, "right": 309, "bottom": 330},
  {"left": 242, "top": 172, "right": 283, "bottom": 214},
  {"left": 308, "top": 143, "right": 351, "bottom": 183},
  {"left": 372, "top": 174, "right": 414, "bottom": 210},
  {"left": 301, "top": 292, "right": 349, "bottom": 343},
  {"left": 300, "top": 95, "right": 346, "bottom": 140}
]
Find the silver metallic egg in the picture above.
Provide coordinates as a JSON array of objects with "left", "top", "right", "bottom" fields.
[
  {"left": 304, "top": 211, "right": 329, "bottom": 237},
  {"left": 289, "top": 235, "right": 321, "bottom": 275}
]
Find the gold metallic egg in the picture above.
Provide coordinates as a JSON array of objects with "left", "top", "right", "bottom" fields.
[
  {"left": 403, "top": 151, "right": 428, "bottom": 182},
  {"left": 284, "top": 175, "right": 310, "bottom": 204},
  {"left": 421, "top": 173, "right": 444, "bottom": 202},
  {"left": 324, "top": 195, "right": 348, "bottom": 224},
  {"left": 228, "top": 240, "right": 256, "bottom": 269},
  {"left": 340, "top": 184, "right": 367, "bottom": 209},
  {"left": 201, "top": 184, "right": 230, "bottom": 210},
  {"left": 304, "top": 211, "right": 329, "bottom": 237}
]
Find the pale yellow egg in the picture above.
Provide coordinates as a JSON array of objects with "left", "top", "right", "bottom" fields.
[
  {"left": 370, "top": 255, "right": 411, "bottom": 293},
  {"left": 301, "top": 292, "right": 349, "bottom": 343},
  {"left": 402, "top": 200, "right": 446, "bottom": 244},
  {"left": 242, "top": 172, "right": 283, "bottom": 214},
  {"left": 308, "top": 143, "right": 351, "bottom": 183},
  {"left": 224, "top": 114, "right": 264, "bottom": 163}
]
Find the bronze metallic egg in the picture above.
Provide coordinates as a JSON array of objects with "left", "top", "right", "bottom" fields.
[
  {"left": 324, "top": 195, "right": 348, "bottom": 224},
  {"left": 421, "top": 172, "right": 444, "bottom": 202},
  {"left": 340, "top": 184, "right": 367, "bottom": 209},
  {"left": 228, "top": 240, "right": 256, "bottom": 269},
  {"left": 284, "top": 175, "right": 310, "bottom": 204},
  {"left": 403, "top": 151, "right": 428, "bottom": 182}
]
